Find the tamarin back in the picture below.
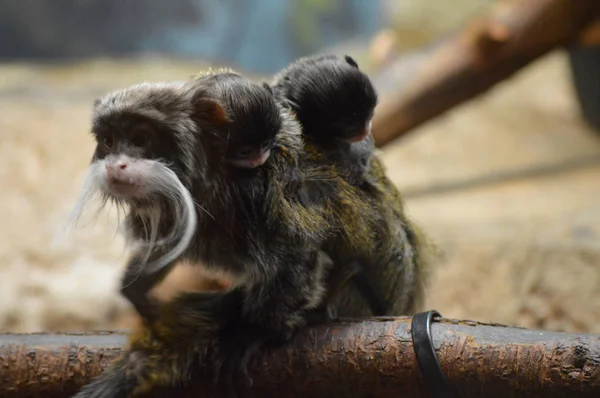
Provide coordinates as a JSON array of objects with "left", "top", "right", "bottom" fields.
[
  {"left": 331, "top": 156, "right": 432, "bottom": 318},
  {"left": 301, "top": 142, "right": 431, "bottom": 319}
]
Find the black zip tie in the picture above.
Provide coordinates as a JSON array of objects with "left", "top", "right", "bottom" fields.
[{"left": 411, "top": 310, "right": 456, "bottom": 398}]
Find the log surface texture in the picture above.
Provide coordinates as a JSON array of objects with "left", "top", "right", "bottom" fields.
[{"left": 1, "top": 317, "right": 600, "bottom": 397}]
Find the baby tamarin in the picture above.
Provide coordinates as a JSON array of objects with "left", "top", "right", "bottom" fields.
[
  {"left": 196, "top": 71, "right": 276, "bottom": 170},
  {"left": 271, "top": 54, "right": 378, "bottom": 189},
  {"left": 270, "top": 54, "right": 428, "bottom": 319}
]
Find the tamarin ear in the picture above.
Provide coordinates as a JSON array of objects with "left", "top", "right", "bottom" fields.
[
  {"left": 93, "top": 98, "right": 101, "bottom": 107},
  {"left": 262, "top": 82, "right": 273, "bottom": 94},
  {"left": 344, "top": 55, "right": 359, "bottom": 69},
  {"left": 194, "top": 97, "right": 229, "bottom": 125}
]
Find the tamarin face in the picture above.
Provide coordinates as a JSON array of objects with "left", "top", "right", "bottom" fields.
[
  {"left": 273, "top": 54, "right": 378, "bottom": 144},
  {"left": 81, "top": 82, "right": 200, "bottom": 207},
  {"left": 91, "top": 113, "right": 180, "bottom": 199}
]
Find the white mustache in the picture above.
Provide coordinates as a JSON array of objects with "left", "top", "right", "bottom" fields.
[{"left": 59, "top": 157, "right": 204, "bottom": 277}]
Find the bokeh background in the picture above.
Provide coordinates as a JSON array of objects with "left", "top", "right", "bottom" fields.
[{"left": 1, "top": 0, "right": 599, "bottom": 334}]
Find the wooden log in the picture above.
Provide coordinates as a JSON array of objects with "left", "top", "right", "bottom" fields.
[
  {"left": 371, "top": 0, "right": 600, "bottom": 147},
  {"left": 1, "top": 317, "right": 600, "bottom": 397}
]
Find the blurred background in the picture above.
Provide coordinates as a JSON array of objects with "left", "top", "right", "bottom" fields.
[{"left": 1, "top": 0, "right": 600, "bottom": 334}]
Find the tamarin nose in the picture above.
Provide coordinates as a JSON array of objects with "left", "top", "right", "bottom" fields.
[{"left": 105, "top": 161, "right": 128, "bottom": 174}]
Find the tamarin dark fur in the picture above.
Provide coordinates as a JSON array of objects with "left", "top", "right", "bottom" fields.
[
  {"left": 299, "top": 142, "right": 431, "bottom": 321},
  {"left": 69, "top": 69, "right": 432, "bottom": 397}
]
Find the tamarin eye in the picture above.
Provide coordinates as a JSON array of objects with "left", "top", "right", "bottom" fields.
[
  {"left": 103, "top": 134, "right": 114, "bottom": 149},
  {"left": 236, "top": 146, "right": 253, "bottom": 158},
  {"left": 131, "top": 134, "right": 146, "bottom": 148}
]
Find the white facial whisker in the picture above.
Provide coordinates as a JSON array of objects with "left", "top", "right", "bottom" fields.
[
  {"left": 54, "top": 161, "right": 108, "bottom": 246},
  {"left": 109, "top": 199, "right": 127, "bottom": 243},
  {"left": 60, "top": 155, "right": 203, "bottom": 278},
  {"left": 137, "top": 208, "right": 161, "bottom": 266},
  {"left": 141, "top": 161, "right": 198, "bottom": 274},
  {"left": 196, "top": 200, "right": 214, "bottom": 220}
]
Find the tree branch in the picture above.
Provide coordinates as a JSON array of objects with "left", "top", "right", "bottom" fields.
[
  {"left": 1, "top": 317, "right": 600, "bottom": 397},
  {"left": 371, "top": 0, "right": 600, "bottom": 147}
]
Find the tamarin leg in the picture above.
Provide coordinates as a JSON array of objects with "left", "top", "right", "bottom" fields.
[
  {"left": 302, "top": 259, "right": 387, "bottom": 324},
  {"left": 73, "top": 291, "right": 243, "bottom": 398},
  {"left": 73, "top": 351, "right": 155, "bottom": 398},
  {"left": 312, "top": 260, "right": 362, "bottom": 323},
  {"left": 327, "top": 222, "right": 428, "bottom": 319},
  {"left": 210, "top": 250, "right": 328, "bottom": 391},
  {"left": 321, "top": 255, "right": 390, "bottom": 319},
  {"left": 299, "top": 253, "right": 362, "bottom": 325},
  {"left": 351, "top": 264, "right": 389, "bottom": 316}
]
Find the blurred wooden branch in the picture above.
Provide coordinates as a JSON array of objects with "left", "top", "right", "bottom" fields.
[
  {"left": 372, "top": 0, "right": 600, "bottom": 147},
  {"left": 2, "top": 317, "right": 600, "bottom": 397}
]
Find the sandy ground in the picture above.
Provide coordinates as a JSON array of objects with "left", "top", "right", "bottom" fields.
[{"left": 0, "top": 51, "right": 599, "bottom": 334}]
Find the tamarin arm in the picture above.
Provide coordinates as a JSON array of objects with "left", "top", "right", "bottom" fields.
[{"left": 120, "top": 247, "right": 179, "bottom": 323}]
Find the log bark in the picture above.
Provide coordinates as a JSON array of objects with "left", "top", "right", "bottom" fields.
[
  {"left": 371, "top": 0, "right": 600, "bottom": 147},
  {"left": 1, "top": 317, "right": 600, "bottom": 397}
]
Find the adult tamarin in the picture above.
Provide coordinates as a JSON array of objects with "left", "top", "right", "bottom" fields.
[
  {"left": 69, "top": 70, "right": 430, "bottom": 397},
  {"left": 68, "top": 73, "right": 333, "bottom": 395}
]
